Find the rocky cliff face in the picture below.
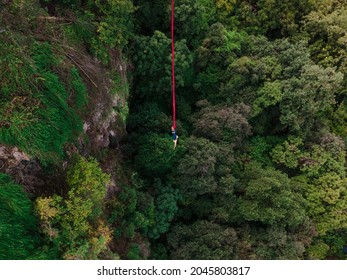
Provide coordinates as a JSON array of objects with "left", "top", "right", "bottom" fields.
[
  {"left": 74, "top": 48, "right": 129, "bottom": 198},
  {"left": 0, "top": 46, "right": 129, "bottom": 197}
]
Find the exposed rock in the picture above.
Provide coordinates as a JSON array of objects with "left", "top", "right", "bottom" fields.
[
  {"left": 0, "top": 146, "right": 30, "bottom": 169},
  {"left": 83, "top": 122, "right": 90, "bottom": 133},
  {"left": 12, "top": 147, "right": 30, "bottom": 161},
  {"left": 0, "top": 145, "right": 44, "bottom": 192},
  {"left": 68, "top": 48, "right": 128, "bottom": 154},
  {"left": 0, "top": 146, "right": 8, "bottom": 159}
]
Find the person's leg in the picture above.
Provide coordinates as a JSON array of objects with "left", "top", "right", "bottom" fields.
[{"left": 173, "top": 136, "right": 178, "bottom": 149}]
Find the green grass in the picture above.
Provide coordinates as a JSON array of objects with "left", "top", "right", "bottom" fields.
[{"left": 0, "top": 37, "right": 84, "bottom": 164}]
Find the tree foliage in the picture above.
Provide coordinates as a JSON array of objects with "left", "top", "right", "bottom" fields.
[
  {"left": 36, "top": 156, "right": 112, "bottom": 259},
  {"left": 132, "top": 31, "right": 193, "bottom": 106},
  {"left": 148, "top": 179, "right": 179, "bottom": 239},
  {"left": 2, "top": 0, "right": 347, "bottom": 260},
  {"left": 191, "top": 100, "right": 252, "bottom": 144},
  {"left": 238, "top": 162, "right": 307, "bottom": 227},
  {"left": 167, "top": 221, "right": 238, "bottom": 259}
]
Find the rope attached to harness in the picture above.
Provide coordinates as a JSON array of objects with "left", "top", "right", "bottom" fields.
[{"left": 171, "top": 0, "right": 176, "bottom": 129}]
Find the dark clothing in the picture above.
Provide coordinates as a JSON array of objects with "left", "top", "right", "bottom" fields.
[{"left": 171, "top": 129, "right": 177, "bottom": 141}]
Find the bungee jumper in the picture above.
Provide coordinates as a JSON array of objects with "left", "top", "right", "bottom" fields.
[
  {"left": 171, "top": 126, "right": 178, "bottom": 149},
  {"left": 171, "top": 0, "right": 178, "bottom": 149}
]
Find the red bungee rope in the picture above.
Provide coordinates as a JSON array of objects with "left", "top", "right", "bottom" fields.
[{"left": 171, "top": 0, "right": 176, "bottom": 129}]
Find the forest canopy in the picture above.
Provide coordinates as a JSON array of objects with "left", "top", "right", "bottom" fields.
[{"left": 0, "top": 0, "right": 346, "bottom": 260}]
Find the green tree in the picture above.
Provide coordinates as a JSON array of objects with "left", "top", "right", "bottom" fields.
[
  {"left": 127, "top": 103, "right": 171, "bottom": 135},
  {"left": 221, "top": 36, "right": 284, "bottom": 106},
  {"left": 132, "top": 0, "right": 167, "bottom": 34},
  {"left": 135, "top": 133, "right": 181, "bottom": 177},
  {"left": 304, "top": 4, "right": 347, "bottom": 70},
  {"left": 271, "top": 134, "right": 347, "bottom": 236},
  {"left": 271, "top": 136, "right": 305, "bottom": 169},
  {"left": 90, "top": 0, "right": 134, "bottom": 63},
  {"left": 248, "top": 136, "right": 283, "bottom": 166},
  {"left": 222, "top": 36, "right": 343, "bottom": 136},
  {"left": 41, "top": 0, "right": 134, "bottom": 64},
  {"left": 167, "top": 220, "right": 238, "bottom": 259},
  {"left": 230, "top": 0, "right": 315, "bottom": 37},
  {"left": 106, "top": 173, "right": 154, "bottom": 255},
  {"left": 175, "top": 137, "right": 219, "bottom": 200},
  {"left": 194, "top": 23, "right": 246, "bottom": 101},
  {"left": 238, "top": 162, "right": 307, "bottom": 227},
  {"left": 148, "top": 180, "right": 179, "bottom": 239},
  {"left": 175, "top": 136, "right": 236, "bottom": 203},
  {"left": 247, "top": 225, "right": 312, "bottom": 259},
  {"left": 307, "top": 240, "right": 330, "bottom": 259},
  {"left": 36, "top": 156, "right": 112, "bottom": 259},
  {"left": 171, "top": 0, "right": 217, "bottom": 48},
  {"left": 191, "top": 100, "right": 251, "bottom": 145},
  {"left": 305, "top": 173, "right": 347, "bottom": 235},
  {"left": 132, "top": 31, "right": 193, "bottom": 107},
  {"left": 304, "top": 3, "right": 347, "bottom": 113},
  {"left": 280, "top": 64, "right": 343, "bottom": 134},
  {"left": 271, "top": 134, "right": 345, "bottom": 177}
]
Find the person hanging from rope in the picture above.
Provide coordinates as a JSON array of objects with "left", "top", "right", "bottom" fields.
[
  {"left": 171, "top": 126, "right": 178, "bottom": 149},
  {"left": 171, "top": 0, "right": 178, "bottom": 149}
]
